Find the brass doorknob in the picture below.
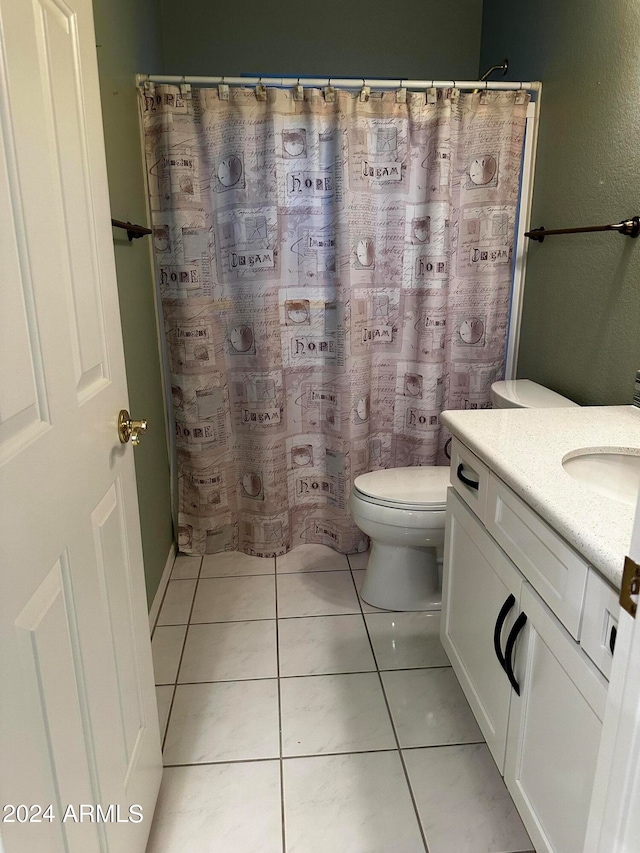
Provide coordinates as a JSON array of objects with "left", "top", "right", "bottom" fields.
[{"left": 118, "top": 409, "right": 148, "bottom": 445}]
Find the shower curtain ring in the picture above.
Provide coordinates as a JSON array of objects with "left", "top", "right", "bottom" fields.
[
  {"left": 179, "top": 74, "right": 191, "bottom": 99},
  {"left": 256, "top": 76, "right": 267, "bottom": 100},
  {"left": 514, "top": 82, "right": 527, "bottom": 104},
  {"left": 324, "top": 78, "right": 336, "bottom": 103}
]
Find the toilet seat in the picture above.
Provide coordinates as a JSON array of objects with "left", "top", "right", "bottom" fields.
[{"left": 353, "top": 466, "right": 449, "bottom": 511}]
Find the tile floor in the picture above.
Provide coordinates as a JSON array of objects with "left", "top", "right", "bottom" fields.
[{"left": 147, "top": 545, "right": 533, "bottom": 853}]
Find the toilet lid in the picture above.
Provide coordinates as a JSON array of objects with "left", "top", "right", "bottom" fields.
[{"left": 353, "top": 467, "right": 449, "bottom": 509}]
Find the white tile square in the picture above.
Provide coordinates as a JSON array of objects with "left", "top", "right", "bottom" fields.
[
  {"left": 281, "top": 672, "right": 395, "bottom": 756},
  {"left": 352, "top": 569, "right": 390, "bottom": 613},
  {"left": 278, "top": 614, "right": 376, "bottom": 676},
  {"left": 146, "top": 762, "right": 282, "bottom": 853},
  {"left": 277, "top": 571, "right": 360, "bottom": 618},
  {"left": 163, "top": 680, "right": 280, "bottom": 764},
  {"left": 382, "top": 668, "right": 483, "bottom": 747},
  {"left": 283, "top": 751, "right": 424, "bottom": 853},
  {"left": 201, "top": 550, "right": 275, "bottom": 577},
  {"left": 155, "top": 685, "right": 174, "bottom": 741},
  {"left": 277, "top": 543, "right": 349, "bottom": 573},
  {"left": 365, "top": 611, "right": 450, "bottom": 670},
  {"left": 156, "top": 579, "right": 197, "bottom": 625},
  {"left": 191, "top": 576, "right": 276, "bottom": 623},
  {"left": 179, "top": 620, "right": 277, "bottom": 682},
  {"left": 171, "top": 553, "right": 202, "bottom": 579},
  {"left": 347, "top": 550, "right": 369, "bottom": 571},
  {"left": 404, "top": 743, "right": 531, "bottom": 853},
  {"left": 151, "top": 625, "right": 187, "bottom": 685}
]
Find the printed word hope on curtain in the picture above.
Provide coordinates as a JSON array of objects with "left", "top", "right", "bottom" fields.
[{"left": 142, "top": 83, "right": 528, "bottom": 557}]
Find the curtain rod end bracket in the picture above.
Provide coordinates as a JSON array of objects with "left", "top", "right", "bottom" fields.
[
  {"left": 525, "top": 226, "right": 545, "bottom": 243},
  {"left": 620, "top": 216, "right": 640, "bottom": 238},
  {"left": 127, "top": 227, "right": 146, "bottom": 241},
  {"left": 111, "top": 218, "right": 153, "bottom": 241}
]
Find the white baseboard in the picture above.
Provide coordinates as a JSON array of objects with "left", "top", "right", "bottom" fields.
[{"left": 149, "top": 540, "right": 177, "bottom": 632}]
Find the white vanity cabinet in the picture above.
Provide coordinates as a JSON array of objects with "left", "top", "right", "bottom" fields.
[{"left": 442, "top": 484, "right": 609, "bottom": 853}]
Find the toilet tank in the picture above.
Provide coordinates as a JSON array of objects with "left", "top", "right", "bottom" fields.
[{"left": 491, "top": 379, "right": 579, "bottom": 409}]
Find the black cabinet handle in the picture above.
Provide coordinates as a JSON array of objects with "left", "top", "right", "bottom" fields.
[
  {"left": 504, "top": 611, "right": 528, "bottom": 696},
  {"left": 609, "top": 624, "right": 617, "bottom": 655},
  {"left": 457, "top": 463, "right": 479, "bottom": 491},
  {"left": 493, "top": 594, "right": 516, "bottom": 674}
]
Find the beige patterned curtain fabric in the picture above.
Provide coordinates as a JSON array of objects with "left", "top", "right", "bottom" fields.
[{"left": 141, "top": 85, "right": 529, "bottom": 556}]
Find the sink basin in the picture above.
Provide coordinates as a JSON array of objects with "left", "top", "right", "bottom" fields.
[{"left": 562, "top": 448, "right": 640, "bottom": 506}]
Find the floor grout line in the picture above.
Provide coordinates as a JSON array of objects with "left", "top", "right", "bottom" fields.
[
  {"left": 273, "top": 561, "right": 287, "bottom": 853},
  {"left": 160, "top": 740, "right": 487, "bottom": 769},
  {"left": 159, "top": 554, "right": 204, "bottom": 753},
  {"left": 163, "top": 756, "right": 281, "bottom": 769},
  {"left": 354, "top": 565, "right": 431, "bottom": 853},
  {"left": 166, "top": 663, "right": 453, "bottom": 687},
  {"left": 155, "top": 615, "right": 446, "bottom": 630},
  {"left": 150, "top": 559, "right": 189, "bottom": 641},
  {"left": 198, "top": 571, "right": 277, "bottom": 579}
]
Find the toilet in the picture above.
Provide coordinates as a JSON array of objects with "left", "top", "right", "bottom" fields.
[
  {"left": 490, "top": 379, "right": 579, "bottom": 409},
  {"left": 350, "top": 466, "right": 450, "bottom": 612},
  {"left": 351, "top": 380, "right": 578, "bottom": 612}
]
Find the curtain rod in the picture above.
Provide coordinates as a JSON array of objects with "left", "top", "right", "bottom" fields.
[{"left": 136, "top": 73, "right": 540, "bottom": 93}]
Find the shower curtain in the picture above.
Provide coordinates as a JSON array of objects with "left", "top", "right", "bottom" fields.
[{"left": 141, "top": 83, "right": 529, "bottom": 556}]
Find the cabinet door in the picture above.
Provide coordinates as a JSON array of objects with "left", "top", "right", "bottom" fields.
[
  {"left": 441, "top": 489, "right": 523, "bottom": 771},
  {"left": 505, "top": 583, "right": 608, "bottom": 853}
]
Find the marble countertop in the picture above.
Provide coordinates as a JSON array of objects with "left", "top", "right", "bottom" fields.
[{"left": 441, "top": 405, "right": 640, "bottom": 589}]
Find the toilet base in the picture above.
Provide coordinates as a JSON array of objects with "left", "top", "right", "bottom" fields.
[{"left": 360, "top": 542, "right": 442, "bottom": 612}]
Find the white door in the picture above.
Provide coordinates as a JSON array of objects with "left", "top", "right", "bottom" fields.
[
  {"left": 0, "top": 0, "right": 162, "bottom": 850},
  {"left": 585, "top": 496, "right": 640, "bottom": 852}
]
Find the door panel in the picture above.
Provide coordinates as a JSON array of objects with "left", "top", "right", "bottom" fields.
[
  {"left": 91, "top": 481, "right": 146, "bottom": 772},
  {"left": 14, "top": 559, "right": 102, "bottom": 853},
  {"left": 0, "top": 63, "right": 50, "bottom": 461},
  {"left": 34, "top": 0, "right": 110, "bottom": 402}
]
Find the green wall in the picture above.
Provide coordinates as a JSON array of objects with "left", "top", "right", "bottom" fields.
[
  {"left": 93, "top": 0, "right": 174, "bottom": 607},
  {"left": 159, "top": 0, "right": 484, "bottom": 80},
  {"left": 481, "top": 0, "right": 640, "bottom": 405}
]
